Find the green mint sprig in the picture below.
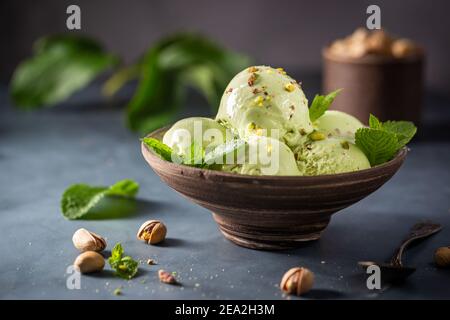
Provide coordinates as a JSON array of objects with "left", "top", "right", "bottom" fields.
[
  {"left": 10, "top": 34, "right": 249, "bottom": 134},
  {"left": 308, "top": 89, "right": 342, "bottom": 122},
  {"left": 11, "top": 35, "right": 119, "bottom": 108},
  {"left": 61, "top": 179, "right": 139, "bottom": 220},
  {"left": 108, "top": 243, "right": 139, "bottom": 280},
  {"left": 142, "top": 137, "right": 246, "bottom": 169},
  {"left": 355, "top": 114, "right": 417, "bottom": 166}
]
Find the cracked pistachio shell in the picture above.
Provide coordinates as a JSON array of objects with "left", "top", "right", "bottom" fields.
[
  {"left": 280, "top": 267, "right": 314, "bottom": 296},
  {"left": 137, "top": 220, "right": 167, "bottom": 244}
]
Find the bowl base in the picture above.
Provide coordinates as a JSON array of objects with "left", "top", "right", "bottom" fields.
[{"left": 212, "top": 213, "right": 328, "bottom": 250}]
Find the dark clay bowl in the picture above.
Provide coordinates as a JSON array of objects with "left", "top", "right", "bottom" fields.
[{"left": 142, "top": 127, "right": 408, "bottom": 250}]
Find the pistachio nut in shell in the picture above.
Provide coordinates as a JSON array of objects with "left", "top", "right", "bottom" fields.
[
  {"left": 280, "top": 267, "right": 314, "bottom": 296},
  {"left": 137, "top": 220, "right": 167, "bottom": 244},
  {"left": 72, "top": 228, "right": 106, "bottom": 252},
  {"left": 74, "top": 251, "right": 105, "bottom": 273},
  {"left": 434, "top": 246, "right": 450, "bottom": 267}
]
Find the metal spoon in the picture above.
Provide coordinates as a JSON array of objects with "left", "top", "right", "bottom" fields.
[{"left": 359, "top": 221, "right": 442, "bottom": 284}]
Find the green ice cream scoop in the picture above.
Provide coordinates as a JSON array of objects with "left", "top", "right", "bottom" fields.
[
  {"left": 314, "top": 110, "right": 364, "bottom": 140},
  {"left": 295, "top": 137, "right": 370, "bottom": 176},
  {"left": 221, "top": 136, "right": 300, "bottom": 176},
  {"left": 216, "top": 66, "right": 313, "bottom": 147},
  {"left": 163, "top": 117, "right": 232, "bottom": 157}
]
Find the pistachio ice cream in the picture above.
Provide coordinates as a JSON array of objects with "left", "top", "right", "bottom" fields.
[
  {"left": 161, "top": 65, "right": 374, "bottom": 176},
  {"left": 314, "top": 110, "right": 364, "bottom": 141},
  {"left": 295, "top": 137, "right": 370, "bottom": 175},
  {"left": 222, "top": 136, "right": 300, "bottom": 176},
  {"left": 216, "top": 66, "right": 313, "bottom": 148},
  {"left": 163, "top": 117, "right": 232, "bottom": 157}
]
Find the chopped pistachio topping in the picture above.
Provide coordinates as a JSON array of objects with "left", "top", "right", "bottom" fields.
[
  {"left": 299, "top": 128, "right": 307, "bottom": 136},
  {"left": 248, "top": 66, "right": 259, "bottom": 73},
  {"left": 248, "top": 73, "right": 258, "bottom": 86},
  {"left": 341, "top": 141, "right": 350, "bottom": 149},
  {"left": 247, "top": 122, "right": 257, "bottom": 131},
  {"left": 284, "top": 83, "right": 296, "bottom": 92},
  {"left": 309, "top": 131, "right": 327, "bottom": 141},
  {"left": 276, "top": 67, "right": 287, "bottom": 75},
  {"left": 254, "top": 95, "right": 264, "bottom": 107}
]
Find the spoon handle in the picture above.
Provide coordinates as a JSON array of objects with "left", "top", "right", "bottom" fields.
[{"left": 390, "top": 221, "right": 442, "bottom": 267}]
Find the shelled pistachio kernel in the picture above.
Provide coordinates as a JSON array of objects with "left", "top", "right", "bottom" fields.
[{"left": 137, "top": 220, "right": 167, "bottom": 245}]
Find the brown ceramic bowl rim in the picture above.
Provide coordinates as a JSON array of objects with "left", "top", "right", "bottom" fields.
[
  {"left": 142, "top": 126, "right": 408, "bottom": 181},
  {"left": 322, "top": 47, "right": 424, "bottom": 65}
]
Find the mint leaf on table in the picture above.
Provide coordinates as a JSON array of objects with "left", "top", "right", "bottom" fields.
[
  {"left": 308, "top": 89, "right": 342, "bottom": 122},
  {"left": 61, "top": 179, "right": 139, "bottom": 220},
  {"left": 108, "top": 243, "right": 139, "bottom": 280},
  {"left": 355, "top": 128, "right": 399, "bottom": 166},
  {"left": 125, "top": 33, "right": 250, "bottom": 133},
  {"left": 10, "top": 35, "right": 118, "bottom": 108}
]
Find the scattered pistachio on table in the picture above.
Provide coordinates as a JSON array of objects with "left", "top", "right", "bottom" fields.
[
  {"left": 137, "top": 220, "right": 167, "bottom": 245},
  {"left": 158, "top": 269, "right": 177, "bottom": 284},
  {"left": 434, "top": 246, "right": 450, "bottom": 267},
  {"left": 72, "top": 228, "right": 106, "bottom": 252},
  {"left": 147, "top": 259, "right": 157, "bottom": 265},
  {"left": 74, "top": 251, "right": 105, "bottom": 273},
  {"left": 280, "top": 267, "right": 314, "bottom": 296}
]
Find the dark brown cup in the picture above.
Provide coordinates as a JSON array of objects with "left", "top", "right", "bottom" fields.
[
  {"left": 142, "top": 127, "right": 408, "bottom": 251},
  {"left": 322, "top": 48, "right": 424, "bottom": 125}
]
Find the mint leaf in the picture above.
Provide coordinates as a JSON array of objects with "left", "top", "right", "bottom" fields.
[
  {"left": 204, "top": 139, "right": 247, "bottom": 165},
  {"left": 142, "top": 137, "right": 179, "bottom": 162},
  {"left": 109, "top": 243, "right": 139, "bottom": 280},
  {"left": 369, "top": 114, "right": 382, "bottom": 129},
  {"left": 381, "top": 120, "right": 417, "bottom": 148},
  {"left": 61, "top": 179, "right": 139, "bottom": 220},
  {"left": 109, "top": 242, "right": 124, "bottom": 264},
  {"left": 355, "top": 128, "right": 399, "bottom": 166},
  {"left": 126, "top": 33, "right": 250, "bottom": 133},
  {"left": 11, "top": 35, "right": 118, "bottom": 109},
  {"left": 369, "top": 114, "right": 416, "bottom": 146},
  {"left": 309, "top": 89, "right": 342, "bottom": 122}
]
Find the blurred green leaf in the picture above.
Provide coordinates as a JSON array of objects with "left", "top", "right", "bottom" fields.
[
  {"left": 10, "top": 34, "right": 119, "bottom": 109},
  {"left": 126, "top": 34, "right": 250, "bottom": 134}
]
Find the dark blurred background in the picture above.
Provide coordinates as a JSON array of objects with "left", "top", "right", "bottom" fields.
[{"left": 1, "top": 0, "right": 449, "bottom": 95}]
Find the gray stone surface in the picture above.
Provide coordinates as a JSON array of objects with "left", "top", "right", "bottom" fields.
[{"left": 0, "top": 85, "right": 449, "bottom": 300}]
